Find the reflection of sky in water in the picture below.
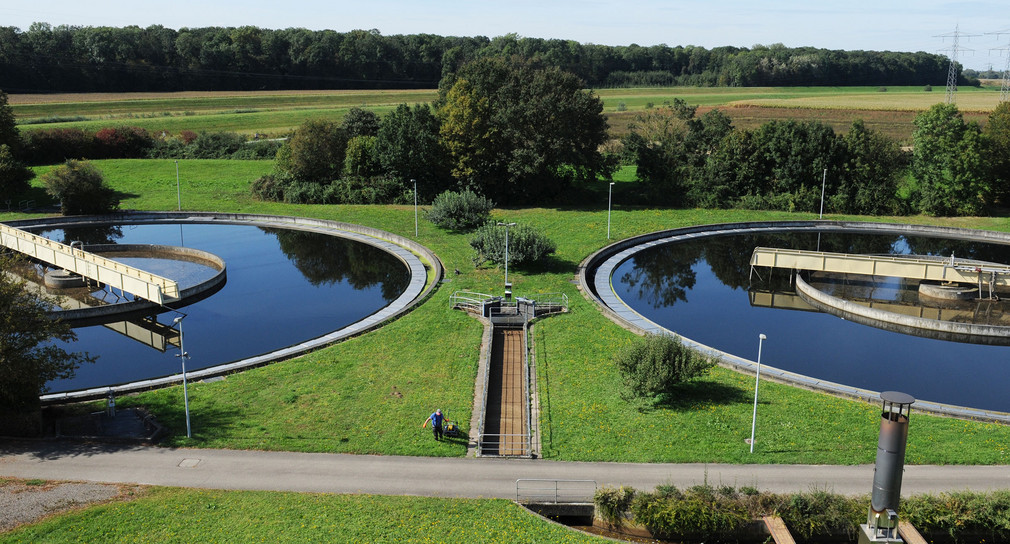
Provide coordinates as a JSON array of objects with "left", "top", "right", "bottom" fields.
[
  {"left": 32, "top": 223, "right": 409, "bottom": 393},
  {"left": 613, "top": 232, "right": 1010, "bottom": 413}
]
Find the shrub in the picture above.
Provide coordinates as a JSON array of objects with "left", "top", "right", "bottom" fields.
[
  {"left": 250, "top": 173, "right": 289, "bottom": 202},
  {"left": 469, "top": 222, "right": 556, "bottom": 268},
  {"left": 322, "top": 175, "right": 411, "bottom": 205},
  {"left": 777, "top": 490, "right": 864, "bottom": 541},
  {"left": 426, "top": 189, "right": 495, "bottom": 231},
  {"left": 924, "top": 84, "right": 933, "bottom": 92},
  {"left": 184, "top": 131, "right": 246, "bottom": 158},
  {"left": 22, "top": 128, "right": 94, "bottom": 165},
  {"left": 594, "top": 486, "right": 636, "bottom": 527},
  {"left": 40, "top": 159, "right": 119, "bottom": 215},
  {"left": 0, "top": 143, "right": 34, "bottom": 196},
  {"left": 904, "top": 490, "right": 1010, "bottom": 542},
  {"left": 613, "top": 333, "right": 714, "bottom": 399},
  {"left": 631, "top": 484, "right": 750, "bottom": 539},
  {"left": 93, "top": 126, "right": 153, "bottom": 158}
]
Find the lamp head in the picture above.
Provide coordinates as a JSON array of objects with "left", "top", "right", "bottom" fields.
[{"left": 759, "top": 333, "right": 767, "bottom": 340}]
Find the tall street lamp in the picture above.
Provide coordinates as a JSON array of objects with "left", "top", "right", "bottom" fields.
[
  {"left": 172, "top": 315, "right": 192, "bottom": 438},
  {"left": 749, "top": 333, "right": 767, "bottom": 453},
  {"left": 175, "top": 160, "right": 182, "bottom": 211},
  {"left": 412, "top": 179, "right": 418, "bottom": 237},
  {"left": 818, "top": 168, "right": 827, "bottom": 219},
  {"left": 497, "top": 221, "right": 516, "bottom": 289}
]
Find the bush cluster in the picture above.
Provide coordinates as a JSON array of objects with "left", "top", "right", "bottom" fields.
[
  {"left": 613, "top": 333, "right": 715, "bottom": 399},
  {"left": 40, "top": 159, "right": 119, "bottom": 215},
  {"left": 21, "top": 127, "right": 277, "bottom": 164},
  {"left": 469, "top": 222, "right": 556, "bottom": 268},
  {"left": 425, "top": 189, "right": 494, "bottom": 231},
  {"left": 594, "top": 486, "right": 636, "bottom": 527}
]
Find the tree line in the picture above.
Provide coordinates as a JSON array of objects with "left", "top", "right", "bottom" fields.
[
  {"left": 0, "top": 23, "right": 969, "bottom": 92},
  {"left": 623, "top": 100, "right": 1010, "bottom": 216}
]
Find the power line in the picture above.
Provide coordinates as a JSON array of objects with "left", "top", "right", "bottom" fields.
[
  {"left": 987, "top": 28, "right": 1010, "bottom": 103},
  {"left": 935, "top": 26, "right": 980, "bottom": 104}
]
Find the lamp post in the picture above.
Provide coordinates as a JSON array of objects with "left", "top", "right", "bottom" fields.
[
  {"left": 608, "top": 182, "right": 615, "bottom": 240},
  {"left": 749, "top": 333, "right": 767, "bottom": 453},
  {"left": 175, "top": 160, "right": 181, "bottom": 211},
  {"left": 172, "top": 315, "right": 192, "bottom": 438},
  {"left": 819, "top": 168, "right": 827, "bottom": 219},
  {"left": 412, "top": 179, "right": 418, "bottom": 237},
  {"left": 497, "top": 221, "right": 516, "bottom": 288}
]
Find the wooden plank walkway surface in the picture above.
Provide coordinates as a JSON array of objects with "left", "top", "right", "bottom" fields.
[{"left": 762, "top": 515, "right": 796, "bottom": 544}]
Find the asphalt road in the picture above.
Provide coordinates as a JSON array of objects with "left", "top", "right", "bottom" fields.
[{"left": 2, "top": 442, "right": 1009, "bottom": 499}]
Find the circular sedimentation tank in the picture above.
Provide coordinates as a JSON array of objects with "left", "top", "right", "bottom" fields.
[{"left": 581, "top": 220, "right": 1010, "bottom": 421}]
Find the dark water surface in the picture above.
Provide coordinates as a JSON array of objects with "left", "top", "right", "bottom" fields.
[
  {"left": 612, "top": 231, "right": 1010, "bottom": 412},
  {"left": 36, "top": 223, "right": 409, "bottom": 393}
]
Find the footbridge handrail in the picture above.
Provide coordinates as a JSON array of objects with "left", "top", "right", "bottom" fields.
[{"left": 0, "top": 223, "right": 179, "bottom": 304}]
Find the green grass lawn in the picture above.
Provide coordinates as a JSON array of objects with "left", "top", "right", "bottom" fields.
[
  {"left": 6, "top": 159, "right": 1010, "bottom": 464},
  {"left": 0, "top": 487, "right": 608, "bottom": 543}
]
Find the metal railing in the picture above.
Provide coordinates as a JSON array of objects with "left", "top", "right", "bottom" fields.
[
  {"left": 449, "top": 290, "right": 494, "bottom": 313},
  {"left": 516, "top": 479, "right": 597, "bottom": 504},
  {"left": 478, "top": 433, "right": 533, "bottom": 457}
]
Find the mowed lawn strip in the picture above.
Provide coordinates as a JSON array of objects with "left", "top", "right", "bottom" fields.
[
  {"left": 0, "top": 487, "right": 609, "bottom": 544},
  {"left": 6, "top": 159, "right": 1010, "bottom": 464}
]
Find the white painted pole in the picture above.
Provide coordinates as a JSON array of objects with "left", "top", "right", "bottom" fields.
[
  {"left": 173, "top": 316, "right": 192, "bottom": 438},
  {"left": 749, "top": 333, "right": 767, "bottom": 453},
  {"left": 819, "top": 168, "right": 827, "bottom": 219}
]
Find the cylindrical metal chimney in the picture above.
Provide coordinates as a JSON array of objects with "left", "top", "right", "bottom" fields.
[{"left": 870, "top": 391, "right": 914, "bottom": 514}]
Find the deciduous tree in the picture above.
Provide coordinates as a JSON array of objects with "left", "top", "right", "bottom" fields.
[
  {"left": 438, "top": 57, "right": 611, "bottom": 204},
  {"left": 912, "top": 103, "right": 990, "bottom": 216},
  {"left": 0, "top": 254, "right": 92, "bottom": 436}
]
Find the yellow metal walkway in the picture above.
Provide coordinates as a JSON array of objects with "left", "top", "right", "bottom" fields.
[
  {"left": 1, "top": 223, "right": 179, "bottom": 304},
  {"left": 750, "top": 247, "right": 1010, "bottom": 287}
]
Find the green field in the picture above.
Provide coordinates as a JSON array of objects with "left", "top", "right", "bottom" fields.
[
  {"left": 12, "top": 86, "right": 1002, "bottom": 139},
  {"left": 0, "top": 487, "right": 608, "bottom": 543},
  {"left": 6, "top": 159, "right": 1010, "bottom": 464}
]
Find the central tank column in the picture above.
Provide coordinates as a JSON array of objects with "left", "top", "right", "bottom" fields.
[{"left": 859, "top": 391, "right": 915, "bottom": 544}]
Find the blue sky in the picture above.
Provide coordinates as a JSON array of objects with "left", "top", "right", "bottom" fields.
[{"left": 3, "top": 1, "right": 1008, "bottom": 70}]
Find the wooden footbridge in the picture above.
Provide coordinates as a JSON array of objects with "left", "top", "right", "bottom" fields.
[
  {"left": 1, "top": 223, "right": 179, "bottom": 304},
  {"left": 750, "top": 247, "right": 1010, "bottom": 288}
]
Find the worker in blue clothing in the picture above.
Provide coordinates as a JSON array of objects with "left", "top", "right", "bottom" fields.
[{"left": 422, "top": 408, "right": 444, "bottom": 441}]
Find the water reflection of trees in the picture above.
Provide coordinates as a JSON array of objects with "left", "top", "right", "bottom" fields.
[
  {"left": 267, "top": 228, "right": 410, "bottom": 302},
  {"left": 620, "top": 243, "right": 701, "bottom": 308},
  {"left": 61, "top": 225, "right": 124, "bottom": 246},
  {"left": 903, "top": 236, "right": 1010, "bottom": 264}
]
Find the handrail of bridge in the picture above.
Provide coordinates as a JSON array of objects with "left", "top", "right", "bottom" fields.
[
  {"left": 515, "top": 479, "right": 597, "bottom": 504},
  {"left": 750, "top": 246, "right": 1010, "bottom": 286},
  {"left": 0, "top": 223, "right": 180, "bottom": 303},
  {"left": 478, "top": 433, "right": 533, "bottom": 458},
  {"left": 523, "top": 321, "right": 532, "bottom": 458}
]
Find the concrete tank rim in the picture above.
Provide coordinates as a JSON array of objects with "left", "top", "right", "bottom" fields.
[
  {"left": 2, "top": 211, "right": 443, "bottom": 403},
  {"left": 577, "top": 220, "right": 1010, "bottom": 423}
]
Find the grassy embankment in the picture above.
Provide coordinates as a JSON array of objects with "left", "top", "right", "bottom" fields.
[
  {"left": 6, "top": 158, "right": 1010, "bottom": 465},
  {"left": 0, "top": 486, "right": 609, "bottom": 543}
]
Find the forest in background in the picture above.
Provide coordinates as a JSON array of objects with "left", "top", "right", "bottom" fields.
[{"left": 0, "top": 23, "right": 972, "bottom": 93}]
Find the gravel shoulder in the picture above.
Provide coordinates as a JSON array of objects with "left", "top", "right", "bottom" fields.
[{"left": 0, "top": 478, "right": 142, "bottom": 534}]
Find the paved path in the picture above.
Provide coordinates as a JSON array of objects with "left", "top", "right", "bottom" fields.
[{"left": 2, "top": 442, "right": 1009, "bottom": 498}]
